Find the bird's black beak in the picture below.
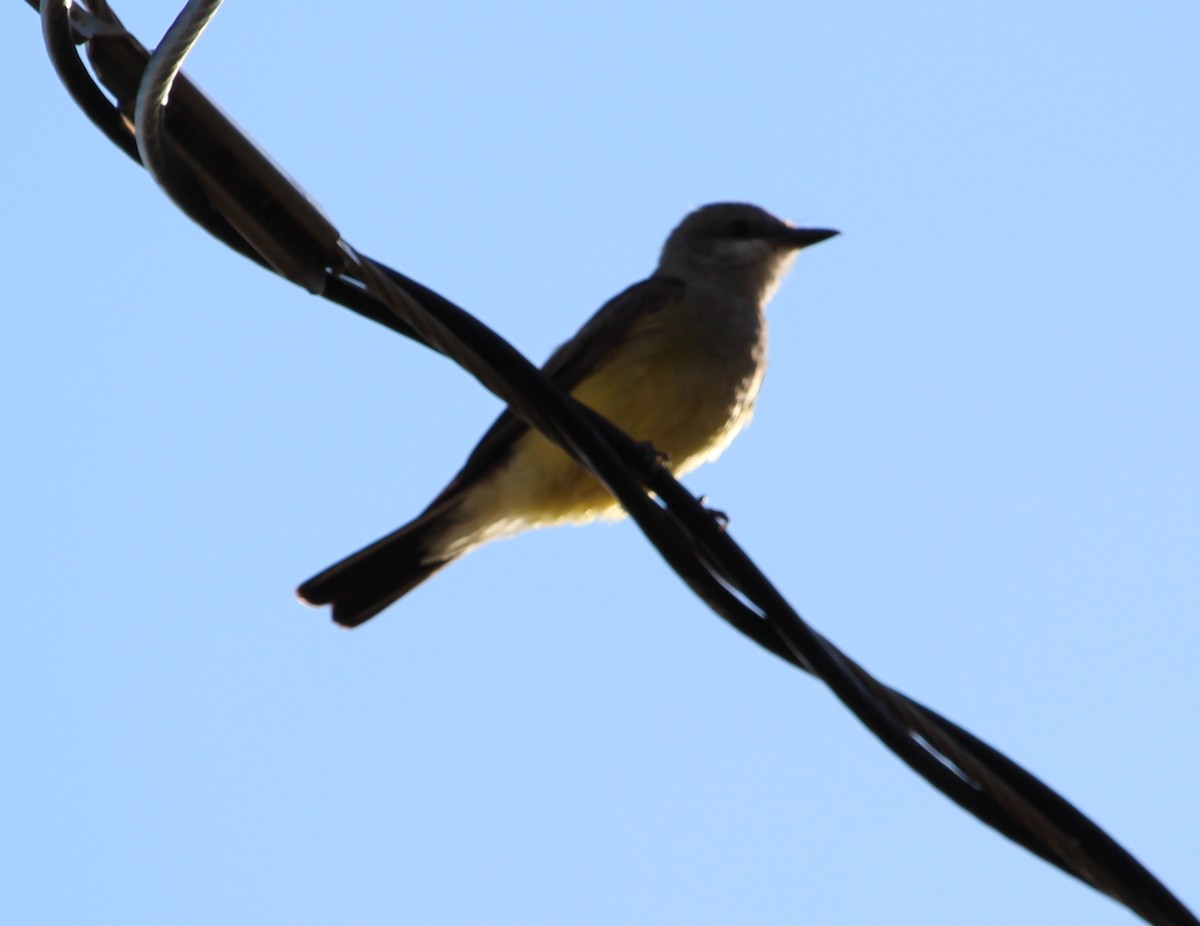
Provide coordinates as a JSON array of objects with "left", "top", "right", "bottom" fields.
[{"left": 784, "top": 227, "right": 840, "bottom": 249}]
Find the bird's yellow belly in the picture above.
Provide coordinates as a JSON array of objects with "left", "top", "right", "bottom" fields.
[{"left": 479, "top": 328, "right": 763, "bottom": 527}]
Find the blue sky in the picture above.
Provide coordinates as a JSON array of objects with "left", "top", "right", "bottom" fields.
[{"left": 4, "top": 3, "right": 1198, "bottom": 924}]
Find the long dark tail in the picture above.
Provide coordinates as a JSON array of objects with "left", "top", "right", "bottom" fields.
[{"left": 296, "top": 506, "right": 461, "bottom": 628}]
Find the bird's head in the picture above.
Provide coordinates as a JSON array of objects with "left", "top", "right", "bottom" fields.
[{"left": 657, "top": 203, "right": 838, "bottom": 302}]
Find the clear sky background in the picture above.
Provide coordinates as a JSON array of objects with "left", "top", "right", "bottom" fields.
[{"left": 3, "top": 3, "right": 1198, "bottom": 924}]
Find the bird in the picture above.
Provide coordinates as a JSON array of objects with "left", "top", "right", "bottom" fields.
[{"left": 297, "top": 203, "right": 837, "bottom": 627}]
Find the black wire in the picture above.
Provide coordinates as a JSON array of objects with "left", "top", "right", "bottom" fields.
[{"left": 38, "top": 0, "right": 140, "bottom": 164}]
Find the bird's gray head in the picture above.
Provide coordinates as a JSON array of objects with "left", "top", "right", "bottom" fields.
[{"left": 656, "top": 203, "right": 838, "bottom": 303}]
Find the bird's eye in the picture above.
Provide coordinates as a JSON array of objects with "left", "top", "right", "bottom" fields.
[{"left": 725, "top": 219, "right": 752, "bottom": 238}]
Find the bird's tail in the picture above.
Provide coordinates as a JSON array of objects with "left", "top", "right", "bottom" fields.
[{"left": 296, "top": 503, "right": 461, "bottom": 628}]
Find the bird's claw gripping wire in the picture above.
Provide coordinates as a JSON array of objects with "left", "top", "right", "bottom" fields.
[
  {"left": 628, "top": 439, "right": 670, "bottom": 479},
  {"left": 696, "top": 497, "right": 730, "bottom": 531}
]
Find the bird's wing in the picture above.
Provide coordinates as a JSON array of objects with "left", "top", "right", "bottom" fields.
[
  {"left": 425, "top": 275, "right": 687, "bottom": 508},
  {"left": 540, "top": 275, "right": 687, "bottom": 389}
]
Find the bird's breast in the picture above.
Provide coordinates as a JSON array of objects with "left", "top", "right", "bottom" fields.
[
  {"left": 573, "top": 309, "right": 765, "bottom": 472},
  {"left": 456, "top": 298, "right": 765, "bottom": 532}
]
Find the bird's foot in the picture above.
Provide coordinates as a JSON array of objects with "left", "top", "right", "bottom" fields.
[
  {"left": 631, "top": 440, "right": 670, "bottom": 475},
  {"left": 696, "top": 495, "right": 730, "bottom": 531}
]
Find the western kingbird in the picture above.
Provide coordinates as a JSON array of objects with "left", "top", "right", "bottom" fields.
[{"left": 298, "top": 203, "right": 837, "bottom": 627}]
